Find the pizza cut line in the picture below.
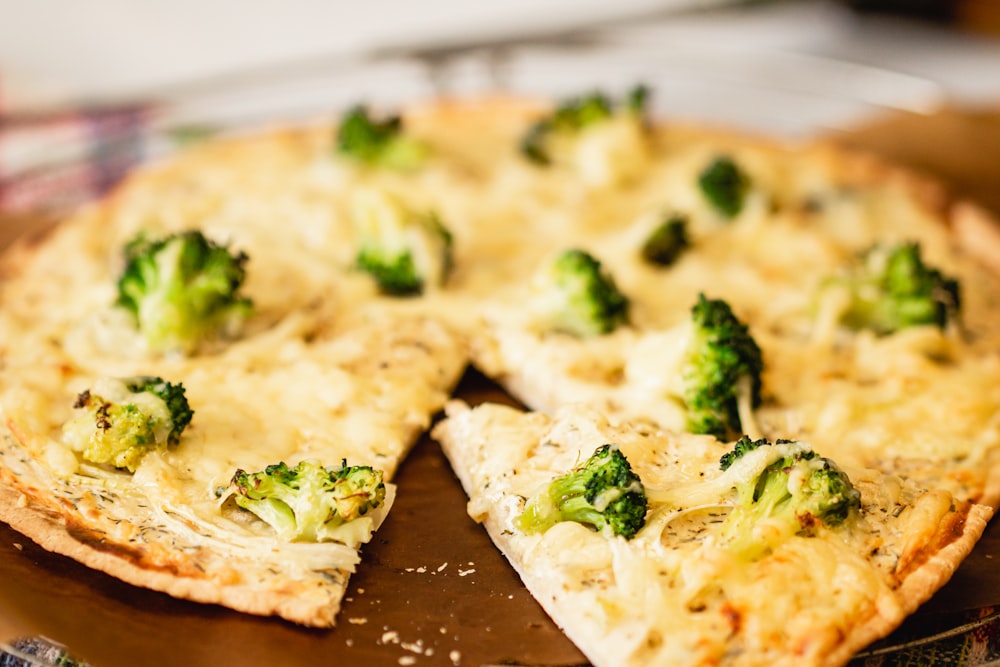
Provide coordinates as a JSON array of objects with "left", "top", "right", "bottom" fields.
[{"left": 0, "top": 88, "right": 999, "bottom": 666}]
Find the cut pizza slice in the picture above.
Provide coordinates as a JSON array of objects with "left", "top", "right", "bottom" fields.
[
  {"left": 0, "top": 126, "right": 469, "bottom": 627},
  {"left": 433, "top": 400, "right": 993, "bottom": 667},
  {"left": 0, "top": 301, "right": 465, "bottom": 628}
]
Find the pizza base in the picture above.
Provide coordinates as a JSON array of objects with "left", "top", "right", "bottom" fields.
[{"left": 1, "top": 94, "right": 1000, "bottom": 656}]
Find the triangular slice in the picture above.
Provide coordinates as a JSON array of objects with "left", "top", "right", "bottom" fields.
[
  {"left": 433, "top": 400, "right": 992, "bottom": 667},
  {"left": 0, "top": 131, "right": 468, "bottom": 627}
]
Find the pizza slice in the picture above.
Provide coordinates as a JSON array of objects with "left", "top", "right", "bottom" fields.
[
  {"left": 0, "top": 121, "right": 469, "bottom": 627},
  {"left": 433, "top": 400, "right": 993, "bottom": 667}
]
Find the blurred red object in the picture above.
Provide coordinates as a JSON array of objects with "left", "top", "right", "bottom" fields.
[{"left": 0, "top": 104, "right": 150, "bottom": 214}]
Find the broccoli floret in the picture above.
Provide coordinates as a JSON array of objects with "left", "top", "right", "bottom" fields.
[
  {"left": 530, "top": 249, "right": 630, "bottom": 337},
  {"left": 698, "top": 155, "right": 749, "bottom": 218},
  {"left": 660, "top": 295, "right": 764, "bottom": 440},
  {"left": 335, "top": 104, "right": 427, "bottom": 171},
  {"left": 225, "top": 459, "right": 387, "bottom": 543},
  {"left": 116, "top": 230, "right": 252, "bottom": 354},
  {"left": 640, "top": 214, "right": 690, "bottom": 267},
  {"left": 717, "top": 436, "right": 861, "bottom": 560},
  {"left": 520, "top": 85, "right": 650, "bottom": 165},
  {"left": 351, "top": 189, "right": 453, "bottom": 295},
  {"left": 719, "top": 435, "right": 770, "bottom": 471},
  {"left": 516, "top": 444, "right": 648, "bottom": 539},
  {"left": 831, "top": 242, "right": 961, "bottom": 335},
  {"left": 62, "top": 376, "right": 193, "bottom": 472}
]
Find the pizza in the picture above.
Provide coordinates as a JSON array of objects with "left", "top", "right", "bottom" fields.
[
  {"left": 1, "top": 88, "right": 999, "bottom": 665},
  {"left": 432, "top": 401, "right": 991, "bottom": 666},
  {"left": 0, "top": 128, "right": 470, "bottom": 627}
]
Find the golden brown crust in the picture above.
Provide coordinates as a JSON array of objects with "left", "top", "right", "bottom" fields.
[
  {"left": 827, "top": 502, "right": 993, "bottom": 666},
  {"left": 0, "top": 473, "right": 347, "bottom": 627}
]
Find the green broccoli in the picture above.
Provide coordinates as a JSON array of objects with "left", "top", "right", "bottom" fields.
[
  {"left": 530, "top": 248, "right": 630, "bottom": 338},
  {"left": 351, "top": 188, "right": 453, "bottom": 295},
  {"left": 224, "top": 459, "right": 387, "bottom": 543},
  {"left": 62, "top": 376, "right": 194, "bottom": 472},
  {"left": 717, "top": 436, "right": 861, "bottom": 560},
  {"left": 516, "top": 444, "right": 648, "bottom": 539},
  {"left": 520, "top": 85, "right": 650, "bottom": 165},
  {"left": 335, "top": 104, "right": 428, "bottom": 171},
  {"left": 658, "top": 294, "right": 764, "bottom": 440},
  {"left": 698, "top": 155, "right": 750, "bottom": 218},
  {"left": 640, "top": 214, "right": 690, "bottom": 267},
  {"left": 116, "top": 230, "right": 252, "bottom": 354},
  {"left": 830, "top": 241, "right": 961, "bottom": 335}
]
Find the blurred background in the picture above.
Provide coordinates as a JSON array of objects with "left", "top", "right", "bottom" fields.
[{"left": 1, "top": 0, "right": 999, "bottom": 218}]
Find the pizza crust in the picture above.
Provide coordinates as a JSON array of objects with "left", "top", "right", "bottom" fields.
[
  {"left": 828, "top": 501, "right": 993, "bottom": 666},
  {"left": 0, "top": 480, "right": 348, "bottom": 627}
]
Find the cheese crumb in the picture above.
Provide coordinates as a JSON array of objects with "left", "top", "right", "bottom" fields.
[
  {"left": 437, "top": 562, "right": 448, "bottom": 572},
  {"left": 381, "top": 630, "right": 400, "bottom": 644},
  {"left": 401, "top": 640, "right": 425, "bottom": 654},
  {"left": 398, "top": 657, "right": 417, "bottom": 666},
  {"left": 458, "top": 568, "right": 476, "bottom": 576},
  {"left": 348, "top": 617, "right": 368, "bottom": 625},
  {"left": 449, "top": 650, "right": 461, "bottom": 665}
]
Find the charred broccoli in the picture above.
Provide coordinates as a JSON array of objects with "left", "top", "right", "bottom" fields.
[
  {"left": 336, "top": 104, "right": 427, "bottom": 171},
  {"left": 62, "top": 376, "right": 193, "bottom": 472},
  {"left": 529, "top": 249, "right": 630, "bottom": 337},
  {"left": 517, "top": 444, "right": 648, "bottom": 539},
  {"left": 828, "top": 241, "right": 961, "bottom": 335},
  {"left": 698, "top": 155, "right": 750, "bottom": 218},
  {"left": 116, "top": 230, "right": 252, "bottom": 354},
  {"left": 717, "top": 436, "right": 861, "bottom": 560},
  {"left": 351, "top": 188, "right": 453, "bottom": 295},
  {"left": 223, "top": 459, "right": 387, "bottom": 543},
  {"left": 640, "top": 214, "right": 690, "bottom": 267}
]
